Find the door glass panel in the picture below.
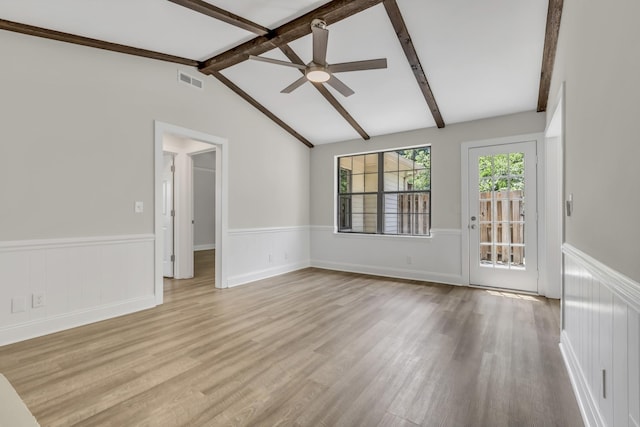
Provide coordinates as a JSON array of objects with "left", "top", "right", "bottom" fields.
[
  {"left": 477, "top": 151, "right": 526, "bottom": 270},
  {"left": 509, "top": 200, "right": 523, "bottom": 222},
  {"left": 480, "top": 223, "right": 492, "bottom": 243},
  {"left": 480, "top": 244, "right": 492, "bottom": 264},
  {"left": 479, "top": 200, "right": 492, "bottom": 221},
  {"left": 511, "top": 245, "right": 525, "bottom": 269}
]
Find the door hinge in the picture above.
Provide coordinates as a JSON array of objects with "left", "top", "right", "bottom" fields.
[
  {"left": 171, "top": 210, "right": 175, "bottom": 217},
  {"left": 171, "top": 254, "right": 175, "bottom": 262},
  {"left": 171, "top": 165, "right": 175, "bottom": 173}
]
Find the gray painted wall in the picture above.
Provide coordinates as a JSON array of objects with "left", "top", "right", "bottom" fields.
[
  {"left": 0, "top": 30, "right": 310, "bottom": 242},
  {"left": 310, "top": 111, "right": 546, "bottom": 230},
  {"left": 547, "top": 0, "right": 640, "bottom": 282},
  {"left": 193, "top": 151, "right": 215, "bottom": 248}
]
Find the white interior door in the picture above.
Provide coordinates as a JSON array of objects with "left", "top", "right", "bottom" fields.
[
  {"left": 468, "top": 141, "right": 538, "bottom": 292},
  {"left": 162, "top": 153, "right": 175, "bottom": 278}
]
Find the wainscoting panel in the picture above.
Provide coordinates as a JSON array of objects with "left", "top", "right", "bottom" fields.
[
  {"left": 310, "top": 227, "right": 463, "bottom": 286},
  {"left": 0, "top": 235, "right": 156, "bottom": 345},
  {"left": 226, "top": 226, "right": 310, "bottom": 287},
  {"left": 561, "top": 244, "right": 640, "bottom": 427}
]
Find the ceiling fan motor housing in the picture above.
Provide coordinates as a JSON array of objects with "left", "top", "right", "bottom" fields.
[{"left": 306, "top": 64, "right": 330, "bottom": 82}]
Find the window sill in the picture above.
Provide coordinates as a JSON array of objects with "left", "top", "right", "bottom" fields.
[{"left": 333, "top": 231, "right": 433, "bottom": 241}]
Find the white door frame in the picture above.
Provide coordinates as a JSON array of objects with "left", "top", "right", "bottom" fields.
[
  {"left": 461, "top": 132, "right": 546, "bottom": 293},
  {"left": 545, "top": 82, "right": 565, "bottom": 311},
  {"left": 154, "top": 121, "right": 229, "bottom": 304}
]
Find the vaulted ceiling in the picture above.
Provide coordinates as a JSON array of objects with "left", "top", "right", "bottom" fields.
[{"left": 0, "top": 0, "right": 562, "bottom": 147}]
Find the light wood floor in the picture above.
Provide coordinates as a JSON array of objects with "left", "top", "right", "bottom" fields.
[{"left": 0, "top": 252, "right": 583, "bottom": 426}]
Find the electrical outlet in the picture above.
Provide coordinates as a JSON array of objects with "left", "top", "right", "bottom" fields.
[
  {"left": 32, "top": 292, "right": 45, "bottom": 308},
  {"left": 134, "top": 201, "right": 144, "bottom": 213},
  {"left": 268, "top": 254, "right": 273, "bottom": 263},
  {"left": 12, "top": 296, "right": 26, "bottom": 313},
  {"left": 406, "top": 256, "right": 412, "bottom": 265},
  {"left": 284, "top": 252, "right": 289, "bottom": 260}
]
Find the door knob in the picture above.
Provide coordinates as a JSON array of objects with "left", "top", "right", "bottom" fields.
[
  {"left": 470, "top": 216, "right": 476, "bottom": 221},
  {"left": 470, "top": 224, "right": 476, "bottom": 229}
]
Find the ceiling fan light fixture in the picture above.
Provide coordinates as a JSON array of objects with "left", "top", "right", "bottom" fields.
[{"left": 306, "top": 67, "right": 330, "bottom": 83}]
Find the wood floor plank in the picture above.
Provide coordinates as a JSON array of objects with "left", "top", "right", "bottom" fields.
[{"left": 0, "top": 250, "right": 583, "bottom": 426}]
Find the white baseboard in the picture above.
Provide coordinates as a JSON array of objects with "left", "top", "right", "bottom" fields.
[
  {"left": 311, "top": 260, "right": 463, "bottom": 286},
  {"left": 0, "top": 234, "right": 156, "bottom": 346},
  {"left": 227, "top": 261, "right": 311, "bottom": 288},
  {"left": 0, "top": 296, "right": 156, "bottom": 346},
  {"left": 194, "top": 244, "right": 215, "bottom": 251},
  {"left": 226, "top": 226, "right": 310, "bottom": 288},
  {"left": 310, "top": 227, "right": 463, "bottom": 286},
  {"left": 560, "top": 331, "right": 604, "bottom": 427}
]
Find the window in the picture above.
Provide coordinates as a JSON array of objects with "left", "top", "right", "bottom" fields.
[{"left": 337, "top": 146, "right": 431, "bottom": 236}]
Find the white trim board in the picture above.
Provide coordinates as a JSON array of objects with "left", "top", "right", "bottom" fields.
[
  {"left": 561, "top": 244, "right": 640, "bottom": 427},
  {"left": 226, "top": 226, "right": 311, "bottom": 287},
  {"left": 0, "top": 296, "right": 156, "bottom": 347},
  {"left": 560, "top": 331, "right": 605, "bottom": 427},
  {"left": 563, "top": 243, "right": 640, "bottom": 312},
  {"left": 310, "top": 227, "right": 463, "bottom": 286},
  {"left": 0, "top": 234, "right": 154, "bottom": 251},
  {"left": 0, "top": 234, "right": 155, "bottom": 346}
]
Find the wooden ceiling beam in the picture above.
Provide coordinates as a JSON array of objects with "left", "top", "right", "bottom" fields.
[
  {"left": 199, "top": 0, "right": 384, "bottom": 73},
  {"left": 383, "top": 0, "right": 445, "bottom": 128},
  {"left": 175, "top": 1, "right": 371, "bottom": 143},
  {"left": 0, "top": 18, "right": 198, "bottom": 66},
  {"left": 279, "top": 45, "right": 370, "bottom": 141},
  {"left": 537, "top": 0, "right": 563, "bottom": 112},
  {"left": 168, "top": 0, "right": 270, "bottom": 36},
  {"left": 211, "top": 71, "right": 314, "bottom": 148}
]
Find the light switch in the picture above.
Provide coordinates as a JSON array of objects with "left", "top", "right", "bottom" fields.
[{"left": 135, "top": 201, "right": 144, "bottom": 213}]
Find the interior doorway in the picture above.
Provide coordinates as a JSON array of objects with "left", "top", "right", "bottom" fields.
[{"left": 154, "top": 121, "right": 229, "bottom": 305}]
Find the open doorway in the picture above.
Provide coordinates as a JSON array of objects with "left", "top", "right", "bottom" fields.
[
  {"left": 190, "top": 150, "right": 216, "bottom": 285},
  {"left": 154, "top": 121, "right": 229, "bottom": 305}
]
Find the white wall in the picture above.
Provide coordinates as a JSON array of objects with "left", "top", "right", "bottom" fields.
[
  {"left": 310, "top": 111, "right": 545, "bottom": 285},
  {"left": 192, "top": 151, "right": 216, "bottom": 250},
  {"left": 562, "top": 245, "right": 640, "bottom": 427},
  {"left": 0, "top": 31, "right": 310, "bottom": 344}
]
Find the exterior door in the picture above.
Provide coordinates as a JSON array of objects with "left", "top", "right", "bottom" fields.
[
  {"left": 468, "top": 141, "right": 538, "bottom": 292},
  {"left": 163, "top": 153, "right": 175, "bottom": 278}
]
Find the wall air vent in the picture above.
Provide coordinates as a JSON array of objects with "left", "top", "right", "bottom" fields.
[{"left": 177, "top": 70, "right": 204, "bottom": 90}]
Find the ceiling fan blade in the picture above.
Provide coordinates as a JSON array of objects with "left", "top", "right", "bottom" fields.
[
  {"left": 249, "top": 55, "right": 306, "bottom": 70},
  {"left": 328, "top": 58, "right": 388, "bottom": 73},
  {"left": 281, "top": 75, "right": 308, "bottom": 94},
  {"left": 325, "top": 75, "right": 355, "bottom": 97},
  {"left": 312, "top": 25, "right": 329, "bottom": 65}
]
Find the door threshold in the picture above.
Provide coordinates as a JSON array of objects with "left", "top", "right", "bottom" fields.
[{"left": 468, "top": 283, "right": 540, "bottom": 297}]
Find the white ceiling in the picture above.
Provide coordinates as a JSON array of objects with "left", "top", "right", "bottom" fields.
[{"left": 0, "top": 0, "right": 549, "bottom": 145}]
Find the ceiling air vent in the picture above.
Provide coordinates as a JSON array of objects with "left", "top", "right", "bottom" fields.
[{"left": 177, "top": 70, "right": 204, "bottom": 90}]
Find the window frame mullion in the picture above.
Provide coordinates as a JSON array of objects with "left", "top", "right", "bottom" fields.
[{"left": 377, "top": 152, "right": 384, "bottom": 234}]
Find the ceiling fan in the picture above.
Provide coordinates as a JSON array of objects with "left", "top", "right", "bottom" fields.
[{"left": 249, "top": 19, "right": 387, "bottom": 97}]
